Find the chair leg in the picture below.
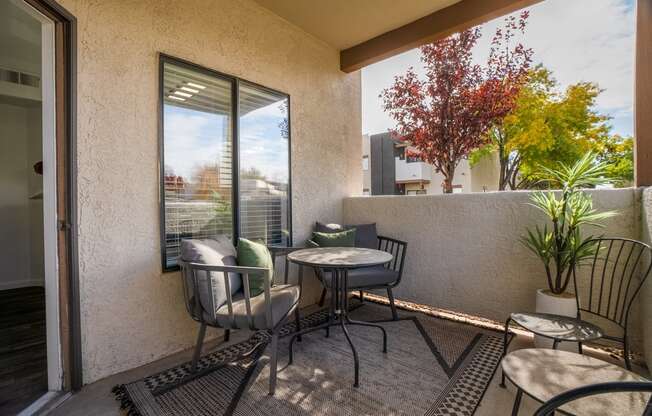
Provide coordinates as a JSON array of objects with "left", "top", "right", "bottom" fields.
[
  {"left": 191, "top": 323, "right": 207, "bottom": 373},
  {"left": 294, "top": 308, "right": 302, "bottom": 342},
  {"left": 624, "top": 337, "right": 632, "bottom": 370},
  {"left": 224, "top": 329, "right": 230, "bottom": 343},
  {"left": 387, "top": 288, "right": 398, "bottom": 321},
  {"left": 268, "top": 332, "right": 279, "bottom": 395},
  {"left": 318, "top": 288, "right": 327, "bottom": 307},
  {"left": 500, "top": 317, "right": 511, "bottom": 388},
  {"left": 511, "top": 388, "right": 523, "bottom": 416},
  {"left": 359, "top": 290, "right": 364, "bottom": 303}
]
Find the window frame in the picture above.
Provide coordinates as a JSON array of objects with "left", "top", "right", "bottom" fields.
[{"left": 158, "top": 54, "right": 292, "bottom": 272}]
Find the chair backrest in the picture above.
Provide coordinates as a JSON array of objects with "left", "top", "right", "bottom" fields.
[
  {"left": 178, "top": 259, "right": 274, "bottom": 330},
  {"left": 572, "top": 238, "right": 652, "bottom": 329},
  {"left": 533, "top": 381, "right": 652, "bottom": 416},
  {"left": 377, "top": 235, "right": 407, "bottom": 276}
]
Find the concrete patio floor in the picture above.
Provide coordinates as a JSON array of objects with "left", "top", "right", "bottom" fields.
[{"left": 47, "top": 306, "right": 646, "bottom": 416}]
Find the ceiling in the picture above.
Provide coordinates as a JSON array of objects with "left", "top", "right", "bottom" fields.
[{"left": 253, "top": 0, "right": 461, "bottom": 50}]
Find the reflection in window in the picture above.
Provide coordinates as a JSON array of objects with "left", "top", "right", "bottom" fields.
[
  {"left": 238, "top": 83, "right": 290, "bottom": 246},
  {"left": 162, "top": 61, "right": 233, "bottom": 268}
]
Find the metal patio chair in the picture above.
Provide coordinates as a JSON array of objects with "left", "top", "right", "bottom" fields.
[
  {"left": 178, "top": 246, "right": 303, "bottom": 396},
  {"left": 571, "top": 238, "right": 652, "bottom": 369},
  {"left": 317, "top": 235, "right": 407, "bottom": 320},
  {"left": 501, "top": 237, "right": 652, "bottom": 380}
]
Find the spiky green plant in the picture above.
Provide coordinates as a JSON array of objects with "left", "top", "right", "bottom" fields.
[{"left": 522, "top": 153, "right": 617, "bottom": 295}]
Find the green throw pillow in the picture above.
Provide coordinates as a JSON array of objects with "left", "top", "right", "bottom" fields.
[
  {"left": 312, "top": 229, "right": 356, "bottom": 247},
  {"left": 236, "top": 238, "right": 273, "bottom": 297}
]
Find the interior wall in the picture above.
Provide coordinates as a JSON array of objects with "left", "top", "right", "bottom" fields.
[
  {"left": 344, "top": 188, "right": 645, "bottom": 352},
  {"left": 55, "top": 0, "right": 361, "bottom": 384},
  {"left": 0, "top": 101, "right": 44, "bottom": 290}
]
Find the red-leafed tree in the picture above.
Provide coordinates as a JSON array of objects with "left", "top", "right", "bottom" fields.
[{"left": 381, "top": 12, "right": 532, "bottom": 193}]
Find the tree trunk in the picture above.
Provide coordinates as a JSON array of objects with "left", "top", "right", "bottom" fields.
[
  {"left": 497, "top": 132, "right": 508, "bottom": 191},
  {"left": 498, "top": 158, "right": 508, "bottom": 191},
  {"left": 443, "top": 164, "right": 455, "bottom": 193},
  {"left": 443, "top": 177, "right": 453, "bottom": 193}
]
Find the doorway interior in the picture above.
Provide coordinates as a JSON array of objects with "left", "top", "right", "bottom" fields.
[{"left": 0, "top": 0, "right": 71, "bottom": 413}]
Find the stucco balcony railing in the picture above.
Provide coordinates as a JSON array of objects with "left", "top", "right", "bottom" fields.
[{"left": 344, "top": 188, "right": 652, "bottom": 363}]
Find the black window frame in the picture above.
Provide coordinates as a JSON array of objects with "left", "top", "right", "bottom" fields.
[{"left": 158, "top": 54, "right": 292, "bottom": 272}]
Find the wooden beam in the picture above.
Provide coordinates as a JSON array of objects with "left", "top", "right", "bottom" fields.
[
  {"left": 340, "top": 0, "right": 543, "bottom": 73},
  {"left": 636, "top": 0, "right": 652, "bottom": 186}
]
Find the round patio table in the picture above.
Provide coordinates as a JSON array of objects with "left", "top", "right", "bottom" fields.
[
  {"left": 286, "top": 247, "right": 393, "bottom": 387},
  {"left": 501, "top": 348, "right": 650, "bottom": 416}
]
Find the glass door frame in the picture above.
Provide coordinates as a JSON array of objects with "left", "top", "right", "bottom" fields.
[{"left": 22, "top": 0, "right": 81, "bottom": 393}]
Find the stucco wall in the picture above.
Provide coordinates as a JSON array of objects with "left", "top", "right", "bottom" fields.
[
  {"left": 57, "top": 0, "right": 361, "bottom": 383},
  {"left": 343, "top": 189, "right": 645, "bottom": 351},
  {"left": 641, "top": 187, "right": 652, "bottom": 368}
]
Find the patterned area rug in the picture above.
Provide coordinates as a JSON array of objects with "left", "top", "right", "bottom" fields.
[{"left": 113, "top": 303, "right": 508, "bottom": 416}]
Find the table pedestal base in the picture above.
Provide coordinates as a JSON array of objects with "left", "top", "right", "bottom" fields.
[{"left": 287, "top": 268, "right": 388, "bottom": 388}]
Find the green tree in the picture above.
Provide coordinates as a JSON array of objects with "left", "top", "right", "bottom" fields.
[
  {"left": 595, "top": 135, "right": 634, "bottom": 187},
  {"left": 472, "top": 66, "right": 613, "bottom": 190}
]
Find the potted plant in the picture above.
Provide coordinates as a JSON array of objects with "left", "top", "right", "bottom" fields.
[{"left": 522, "top": 153, "right": 616, "bottom": 346}]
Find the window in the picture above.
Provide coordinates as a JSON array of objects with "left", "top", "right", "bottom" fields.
[
  {"left": 362, "top": 155, "right": 369, "bottom": 170},
  {"left": 238, "top": 82, "right": 290, "bottom": 246},
  {"left": 160, "top": 56, "right": 291, "bottom": 270}
]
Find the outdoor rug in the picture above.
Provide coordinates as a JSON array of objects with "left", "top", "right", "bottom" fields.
[{"left": 113, "top": 303, "right": 508, "bottom": 416}]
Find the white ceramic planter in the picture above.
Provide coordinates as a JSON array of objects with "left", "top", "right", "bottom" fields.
[{"left": 534, "top": 288, "right": 579, "bottom": 352}]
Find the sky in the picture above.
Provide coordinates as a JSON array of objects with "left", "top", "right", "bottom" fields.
[
  {"left": 165, "top": 100, "right": 289, "bottom": 184},
  {"left": 362, "top": 0, "right": 636, "bottom": 138}
]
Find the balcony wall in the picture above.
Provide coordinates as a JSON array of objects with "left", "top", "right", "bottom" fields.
[
  {"left": 343, "top": 188, "right": 647, "bottom": 355},
  {"left": 58, "top": 0, "right": 361, "bottom": 384}
]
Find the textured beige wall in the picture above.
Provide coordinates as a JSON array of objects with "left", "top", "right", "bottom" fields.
[
  {"left": 344, "top": 189, "right": 646, "bottom": 351},
  {"left": 641, "top": 187, "right": 652, "bottom": 369},
  {"left": 56, "top": 0, "right": 361, "bottom": 384}
]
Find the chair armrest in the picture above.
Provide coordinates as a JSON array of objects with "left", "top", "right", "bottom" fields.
[
  {"left": 267, "top": 246, "right": 306, "bottom": 256},
  {"left": 179, "top": 260, "right": 273, "bottom": 329},
  {"left": 185, "top": 262, "right": 268, "bottom": 275},
  {"left": 533, "top": 381, "right": 652, "bottom": 416}
]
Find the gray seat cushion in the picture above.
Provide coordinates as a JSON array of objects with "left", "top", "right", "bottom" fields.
[
  {"left": 209, "top": 284, "right": 300, "bottom": 330},
  {"left": 181, "top": 237, "right": 241, "bottom": 311},
  {"left": 320, "top": 266, "right": 398, "bottom": 289},
  {"left": 314, "top": 222, "right": 378, "bottom": 249}
]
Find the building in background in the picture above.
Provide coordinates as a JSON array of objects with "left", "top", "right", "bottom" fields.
[{"left": 362, "top": 133, "right": 500, "bottom": 195}]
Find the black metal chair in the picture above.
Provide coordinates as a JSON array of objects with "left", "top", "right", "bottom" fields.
[
  {"left": 571, "top": 238, "right": 652, "bottom": 369},
  {"left": 178, "top": 246, "right": 303, "bottom": 395},
  {"left": 502, "top": 237, "right": 651, "bottom": 376},
  {"left": 317, "top": 235, "right": 407, "bottom": 320},
  {"left": 533, "top": 381, "right": 652, "bottom": 416}
]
